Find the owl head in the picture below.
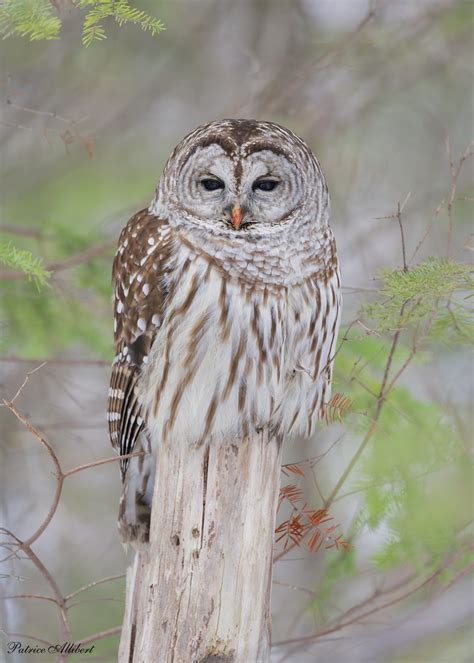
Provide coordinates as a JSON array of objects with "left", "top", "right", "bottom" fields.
[{"left": 150, "top": 119, "right": 329, "bottom": 240}]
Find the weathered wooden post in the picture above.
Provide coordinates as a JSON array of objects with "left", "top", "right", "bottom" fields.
[{"left": 119, "top": 429, "right": 282, "bottom": 662}]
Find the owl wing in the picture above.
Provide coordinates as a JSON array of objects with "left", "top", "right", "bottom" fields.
[
  {"left": 313, "top": 265, "right": 342, "bottom": 407},
  {"left": 108, "top": 209, "right": 173, "bottom": 479},
  {"left": 283, "top": 233, "right": 342, "bottom": 439}
]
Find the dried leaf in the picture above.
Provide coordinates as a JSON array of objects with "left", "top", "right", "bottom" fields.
[
  {"left": 275, "top": 514, "right": 308, "bottom": 549},
  {"left": 279, "top": 484, "right": 304, "bottom": 506},
  {"left": 83, "top": 135, "right": 95, "bottom": 158},
  {"left": 308, "top": 529, "right": 323, "bottom": 553},
  {"left": 282, "top": 463, "right": 305, "bottom": 478},
  {"left": 321, "top": 392, "right": 353, "bottom": 424},
  {"left": 303, "top": 508, "right": 333, "bottom": 526}
]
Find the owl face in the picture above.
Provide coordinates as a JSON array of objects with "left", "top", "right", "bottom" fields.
[
  {"left": 172, "top": 143, "right": 306, "bottom": 233},
  {"left": 152, "top": 119, "right": 328, "bottom": 240}
]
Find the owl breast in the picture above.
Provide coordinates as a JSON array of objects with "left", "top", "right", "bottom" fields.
[
  {"left": 139, "top": 238, "right": 340, "bottom": 447},
  {"left": 140, "top": 245, "right": 287, "bottom": 445}
]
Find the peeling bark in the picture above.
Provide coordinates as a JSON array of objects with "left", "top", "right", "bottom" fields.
[{"left": 119, "top": 430, "right": 282, "bottom": 662}]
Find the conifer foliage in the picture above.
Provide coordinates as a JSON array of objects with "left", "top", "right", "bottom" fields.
[{"left": 0, "top": 0, "right": 165, "bottom": 45}]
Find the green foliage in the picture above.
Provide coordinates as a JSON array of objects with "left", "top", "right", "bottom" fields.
[
  {"left": 317, "top": 255, "right": 473, "bottom": 614},
  {"left": 0, "top": 0, "right": 165, "bottom": 45},
  {"left": 0, "top": 149, "right": 154, "bottom": 360},
  {"left": 0, "top": 0, "right": 61, "bottom": 41},
  {"left": 79, "top": 0, "right": 165, "bottom": 47},
  {"left": 359, "top": 389, "right": 470, "bottom": 569},
  {"left": 363, "top": 258, "right": 472, "bottom": 339},
  {"left": 1, "top": 281, "right": 112, "bottom": 358},
  {"left": 0, "top": 241, "right": 50, "bottom": 287},
  {"left": 0, "top": 231, "right": 113, "bottom": 358}
]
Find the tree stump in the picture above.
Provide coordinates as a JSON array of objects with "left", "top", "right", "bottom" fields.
[{"left": 119, "top": 429, "right": 282, "bottom": 663}]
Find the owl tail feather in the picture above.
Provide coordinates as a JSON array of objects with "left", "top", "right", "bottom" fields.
[
  {"left": 118, "top": 490, "right": 151, "bottom": 548},
  {"left": 117, "top": 448, "right": 155, "bottom": 550}
]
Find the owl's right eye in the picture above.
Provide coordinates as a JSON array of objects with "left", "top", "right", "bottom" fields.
[{"left": 201, "top": 178, "right": 225, "bottom": 191}]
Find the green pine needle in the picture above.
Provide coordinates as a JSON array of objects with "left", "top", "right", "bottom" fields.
[
  {"left": 0, "top": 0, "right": 61, "bottom": 41},
  {"left": 0, "top": 241, "right": 51, "bottom": 288},
  {"left": 78, "top": 0, "right": 165, "bottom": 47},
  {"left": 363, "top": 258, "right": 473, "bottom": 338},
  {"left": 0, "top": 0, "right": 165, "bottom": 45}
]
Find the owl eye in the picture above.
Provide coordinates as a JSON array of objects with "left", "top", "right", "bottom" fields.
[
  {"left": 201, "top": 178, "right": 225, "bottom": 191},
  {"left": 253, "top": 179, "right": 279, "bottom": 192}
]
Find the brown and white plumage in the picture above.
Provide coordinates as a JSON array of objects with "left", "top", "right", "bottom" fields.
[{"left": 108, "top": 119, "right": 341, "bottom": 545}]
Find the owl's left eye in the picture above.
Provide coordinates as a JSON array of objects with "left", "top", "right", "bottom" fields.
[
  {"left": 253, "top": 179, "right": 280, "bottom": 192},
  {"left": 201, "top": 178, "right": 225, "bottom": 191}
]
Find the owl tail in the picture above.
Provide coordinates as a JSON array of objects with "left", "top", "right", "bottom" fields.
[{"left": 118, "top": 444, "right": 156, "bottom": 549}]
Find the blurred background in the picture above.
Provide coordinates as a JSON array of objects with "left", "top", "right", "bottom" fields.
[{"left": 0, "top": 1, "right": 472, "bottom": 661}]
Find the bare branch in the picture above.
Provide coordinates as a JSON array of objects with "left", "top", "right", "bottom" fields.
[
  {"left": 63, "top": 452, "right": 144, "bottom": 478},
  {"left": 0, "top": 356, "right": 109, "bottom": 366},
  {"left": 0, "top": 223, "right": 43, "bottom": 239},
  {"left": 323, "top": 302, "right": 410, "bottom": 509},
  {"left": 0, "top": 593, "right": 57, "bottom": 604},
  {"left": 446, "top": 138, "right": 474, "bottom": 257},
  {"left": 79, "top": 626, "right": 122, "bottom": 646},
  {"left": 376, "top": 193, "right": 411, "bottom": 273},
  {"left": 3, "top": 362, "right": 47, "bottom": 406},
  {"left": 0, "top": 529, "right": 70, "bottom": 642},
  {"left": 2, "top": 402, "right": 64, "bottom": 547},
  {"left": 1, "top": 98, "right": 86, "bottom": 127},
  {"left": 65, "top": 574, "right": 126, "bottom": 602},
  {"left": 2, "top": 632, "right": 54, "bottom": 648},
  {"left": 273, "top": 558, "right": 473, "bottom": 649}
]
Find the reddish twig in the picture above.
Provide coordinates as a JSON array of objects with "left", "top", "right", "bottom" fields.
[
  {"left": 446, "top": 138, "right": 474, "bottom": 257},
  {"left": 376, "top": 192, "right": 411, "bottom": 273},
  {"left": 323, "top": 300, "right": 412, "bottom": 509},
  {"left": 65, "top": 574, "right": 126, "bottom": 602},
  {"left": 63, "top": 452, "right": 143, "bottom": 479},
  {"left": 273, "top": 558, "right": 473, "bottom": 649},
  {"left": 0, "top": 356, "right": 109, "bottom": 366},
  {"left": 2, "top": 401, "right": 64, "bottom": 547},
  {"left": 3, "top": 362, "right": 47, "bottom": 406},
  {"left": 0, "top": 528, "right": 70, "bottom": 643},
  {"left": 2, "top": 400, "right": 143, "bottom": 547},
  {"left": 78, "top": 626, "right": 122, "bottom": 646},
  {"left": 4, "top": 632, "right": 54, "bottom": 648},
  {"left": 0, "top": 223, "right": 43, "bottom": 238},
  {"left": 0, "top": 593, "right": 57, "bottom": 604}
]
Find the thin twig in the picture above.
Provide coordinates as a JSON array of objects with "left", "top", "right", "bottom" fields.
[
  {"left": 2, "top": 401, "right": 64, "bottom": 547},
  {"left": 409, "top": 222, "right": 433, "bottom": 265},
  {"left": 0, "top": 356, "right": 109, "bottom": 366},
  {"left": 67, "top": 597, "right": 124, "bottom": 610},
  {"left": 65, "top": 574, "right": 126, "bottom": 602},
  {"left": 376, "top": 193, "right": 410, "bottom": 272},
  {"left": 63, "top": 452, "right": 144, "bottom": 478},
  {"left": 446, "top": 138, "right": 474, "bottom": 257},
  {"left": 273, "top": 558, "right": 473, "bottom": 648},
  {"left": 4, "top": 362, "right": 47, "bottom": 406},
  {"left": 0, "top": 529, "right": 70, "bottom": 642},
  {"left": 323, "top": 302, "right": 409, "bottom": 509},
  {"left": 2, "top": 400, "right": 142, "bottom": 547},
  {"left": 397, "top": 201, "right": 408, "bottom": 273},
  {"left": 0, "top": 223, "right": 43, "bottom": 239},
  {"left": 2, "top": 632, "right": 54, "bottom": 648},
  {"left": 78, "top": 626, "right": 122, "bottom": 646},
  {"left": 0, "top": 593, "right": 57, "bottom": 604},
  {"left": 1, "top": 99, "right": 82, "bottom": 126}
]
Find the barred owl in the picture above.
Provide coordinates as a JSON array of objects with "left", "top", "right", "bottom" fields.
[{"left": 108, "top": 119, "right": 341, "bottom": 545}]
